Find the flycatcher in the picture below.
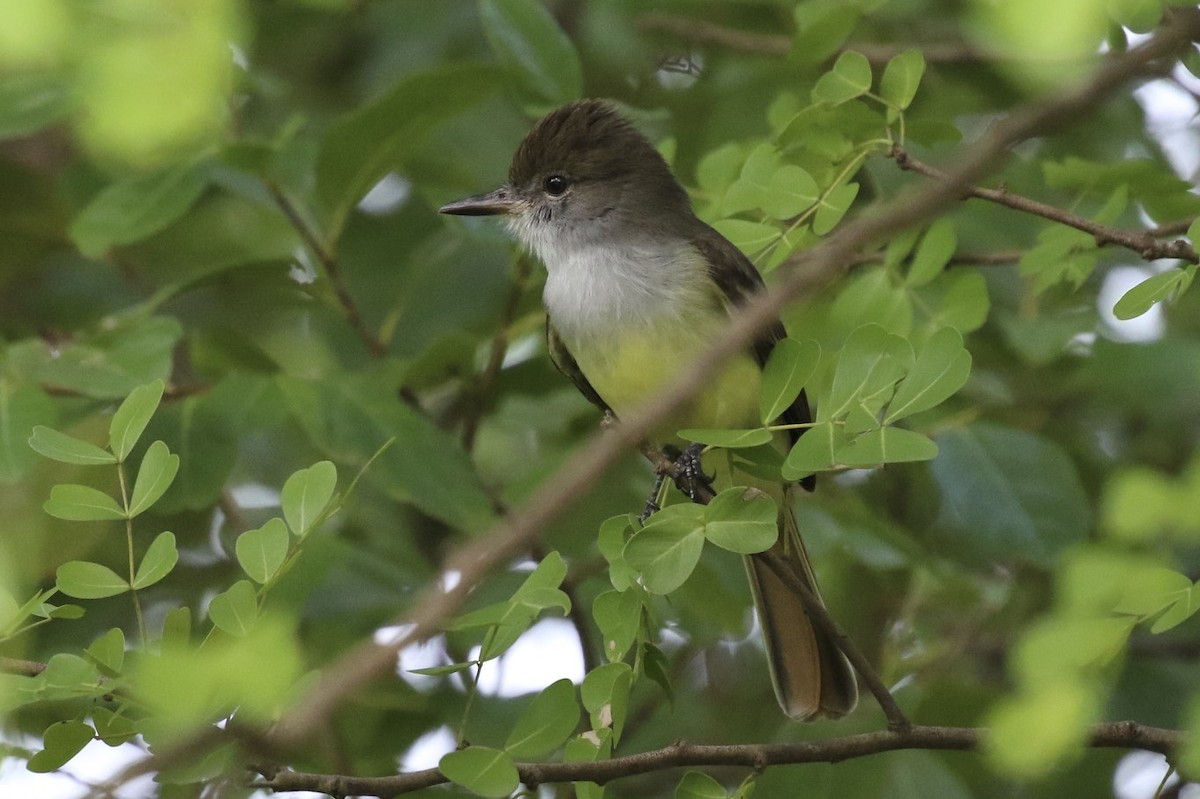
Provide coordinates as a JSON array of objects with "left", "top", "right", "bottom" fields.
[{"left": 441, "top": 99, "right": 857, "bottom": 720}]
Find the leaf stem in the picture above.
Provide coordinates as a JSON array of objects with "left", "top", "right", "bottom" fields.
[{"left": 117, "top": 463, "right": 147, "bottom": 644}]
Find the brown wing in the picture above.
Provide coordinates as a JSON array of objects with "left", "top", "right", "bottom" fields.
[
  {"left": 546, "top": 319, "right": 612, "bottom": 415},
  {"left": 691, "top": 225, "right": 815, "bottom": 491}
]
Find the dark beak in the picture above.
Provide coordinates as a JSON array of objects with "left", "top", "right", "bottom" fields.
[{"left": 439, "top": 187, "right": 518, "bottom": 216}]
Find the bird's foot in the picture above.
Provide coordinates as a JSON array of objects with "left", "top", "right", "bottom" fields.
[
  {"left": 666, "top": 443, "right": 716, "bottom": 503},
  {"left": 638, "top": 472, "right": 667, "bottom": 524}
]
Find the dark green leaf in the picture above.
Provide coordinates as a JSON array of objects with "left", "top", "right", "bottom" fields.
[
  {"left": 132, "top": 531, "right": 178, "bottom": 590},
  {"left": 409, "top": 662, "right": 475, "bottom": 676},
  {"left": 27, "top": 425, "right": 113, "bottom": 468},
  {"left": 27, "top": 721, "right": 95, "bottom": 772},
  {"left": 439, "top": 746, "right": 519, "bottom": 799},
  {"left": 703, "top": 487, "right": 778, "bottom": 554},
  {"left": 68, "top": 162, "right": 209, "bottom": 258},
  {"left": 44, "top": 484, "right": 126, "bottom": 521},
  {"left": 235, "top": 518, "right": 291, "bottom": 585},
  {"left": 109, "top": 379, "right": 164, "bottom": 463},
  {"left": 504, "top": 678, "right": 579, "bottom": 759},
  {"left": 0, "top": 72, "right": 71, "bottom": 139},
  {"left": 56, "top": 561, "right": 129, "bottom": 599},
  {"left": 480, "top": 0, "right": 582, "bottom": 106},
  {"left": 128, "top": 440, "right": 179, "bottom": 517}
]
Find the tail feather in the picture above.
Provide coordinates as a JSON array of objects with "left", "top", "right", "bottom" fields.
[{"left": 744, "top": 503, "right": 858, "bottom": 720}]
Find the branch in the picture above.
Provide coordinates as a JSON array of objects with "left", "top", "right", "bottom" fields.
[
  {"left": 254, "top": 721, "right": 1184, "bottom": 797},
  {"left": 264, "top": 180, "right": 389, "bottom": 358},
  {"left": 892, "top": 147, "right": 1200, "bottom": 265},
  {"left": 0, "top": 656, "right": 47, "bottom": 677}
]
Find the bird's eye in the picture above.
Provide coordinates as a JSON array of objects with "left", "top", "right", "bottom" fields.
[{"left": 543, "top": 175, "right": 569, "bottom": 196}]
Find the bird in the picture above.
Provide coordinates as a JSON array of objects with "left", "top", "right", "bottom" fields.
[{"left": 440, "top": 99, "right": 857, "bottom": 719}]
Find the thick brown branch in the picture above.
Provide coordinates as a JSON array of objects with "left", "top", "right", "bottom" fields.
[
  {"left": 264, "top": 180, "right": 388, "bottom": 358},
  {"left": 893, "top": 147, "right": 1200, "bottom": 265},
  {"left": 0, "top": 656, "right": 47, "bottom": 677},
  {"left": 255, "top": 721, "right": 1183, "bottom": 797}
]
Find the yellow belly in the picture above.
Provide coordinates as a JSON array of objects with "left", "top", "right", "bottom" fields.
[{"left": 572, "top": 322, "right": 763, "bottom": 441}]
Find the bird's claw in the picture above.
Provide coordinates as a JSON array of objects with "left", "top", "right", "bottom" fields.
[{"left": 667, "top": 443, "right": 715, "bottom": 503}]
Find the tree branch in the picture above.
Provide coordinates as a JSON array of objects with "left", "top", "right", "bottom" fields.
[
  {"left": 254, "top": 721, "right": 1184, "bottom": 797},
  {"left": 0, "top": 655, "right": 47, "bottom": 677},
  {"left": 264, "top": 180, "right": 389, "bottom": 358},
  {"left": 892, "top": 147, "right": 1200, "bottom": 265}
]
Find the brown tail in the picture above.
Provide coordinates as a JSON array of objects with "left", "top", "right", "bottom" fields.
[{"left": 744, "top": 504, "right": 858, "bottom": 720}]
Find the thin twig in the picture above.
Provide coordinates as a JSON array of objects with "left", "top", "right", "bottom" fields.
[
  {"left": 893, "top": 147, "right": 1200, "bottom": 265},
  {"left": 253, "top": 720, "right": 1183, "bottom": 797},
  {"left": 264, "top": 180, "right": 388, "bottom": 358}
]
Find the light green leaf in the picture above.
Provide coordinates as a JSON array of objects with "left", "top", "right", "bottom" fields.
[
  {"left": 703, "top": 487, "right": 778, "bottom": 554},
  {"left": 128, "top": 440, "right": 179, "bottom": 517},
  {"left": 207, "top": 580, "right": 258, "bottom": 637},
  {"left": 1113, "top": 266, "right": 1194, "bottom": 320},
  {"left": 884, "top": 327, "right": 972, "bottom": 423},
  {"left": 763, "top": 165, "right": 819, "bottom": 219},
  {"left": 109, "top": 379, "right": 165, "bottom": 463},
  {"left": 677, "top": 428, "right": 773, "bottom": 448},
  {"left": 710, "top": 219, "right": 781, "bottom": 255},
  {"left": 598, "top": 514, "right": 637, "bottom": 591},
  {"left": 504, "top": 678, "right": 579, "bottom": 759},
  {"left": 837, "top": 426, "right": 939, "bottom": 467},
  {"left": 592, "top": 589, "right": 642, "bottom": 663},
  {"left": 85, "top": 627, "right": 125, "bottom": 674},
  {"left": 677, "top": 771, "right": 728, "bottom": 799},
  {"left": 812, "top": 181, "right": 859, "bottom": 236},
  {"left": 907, "top": 219, "right": 957, "bottom": 286},
  {"left": 68, "top": 162, "right": 209, "bottom": 258},
  {"left": 722, "top": 144, "right": 780, "bottom": 215},
  {"left": 880, "top": 48, "right": 926, "bottom": 110},
  {"left": 408, "top": 662, "right": 475, "bottom": 676},
  {"left": 27, "top": 721, "right": 95, "bottom": 773},
  {"left": 826, "top": 324, "right": 913, "bottom": 418},
  {"left": 44, "top": 484, "right": 126, "bottom": 521},
  {"left": 56, "top": 561, "right": 129, "bottom": 599},
  {"left": 1, "top": 385, "right": 57, "bottom": 482},
  {"left": 439, "top": 746, "right": 519, "bottom": 799},
  {"left": 623, "top": 504, "right": 706, "bottom": 595},
  {"left": 812, "top": 50, "right": 872, "bottom": 105},
  {"left": 760, "top": 338, "right": 821, "bottom": 424},
  {"left": 235, "top": 518, "right": 291, "bottom": 585},
  {"left": 133, "top": 531, "right": 178, "bottom": 590},
  {"left": 281, "top": 460, "right": 337, "bottom": 537},
  {"left": 581, "top": 662, "right": 632, "bottom": 743},
  {"left": 91, "top": 707, "right": 137, "bottom": 747},
  {"left": 480, "top": 0, "right": 582, "bottom": 106},
  {"left": 985, "top": 681, "right": 1097, "bottom": 778},
  {"left": 781, "top": 421, "right": 844, "bottom": 481},
  {"left": 27, "top": 425, "right": 114, "bottom": 467}
]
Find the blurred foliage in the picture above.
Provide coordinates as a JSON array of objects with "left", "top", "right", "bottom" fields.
[{"left": 1, "top": 0, "right": 1200, "bottom": 797}]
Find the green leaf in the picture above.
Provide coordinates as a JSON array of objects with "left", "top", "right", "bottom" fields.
[
  {"left": 162, "top": 606, "right": 191, "bottom": 652},
  {"left": 409, "top": 662, "right": 475, "bottom": 676},
  {"left": 235, "top": 518, "right": 291, "bottom": 584},
  {"left": 581, "top": 662, "right": 632, "bottom": 743},
  {"left": 985, "top": 681, "right": 1097, "bottom": 778},
  {"left": 703, "top": 487, "right": 778, "bottom": 554},
  {"left": 1188, "top": 216, "right": 1200, "bottom": 251},
  {"left": 812, "top": 50, "right": 872, "bottom": 105},
  {"left": 44, "top": 484, "right": 126, "bottom": 521},
  {"left": 781, "top": 421, "right": 845, "bottom": 481},
  {"left": 623, "top": 504, "right": 706, "bottom": 594},
  {"left": 931, "top": 424, "right": 1090, "bottom": 564},
  {"left": 207, "top": 580, "right": 259, "bottom": 637},
  {"left": 710, "top": 219, "right": 781, "bottom": 255},
  {"left": 0, "top": 72, "right": 71, "bottom": 139},
  {"left": 504, "top": 678, "right": 579, "bottom": 759},
  {"left": 907, "top": 219, "right": 957, "bottom": 287},
  {"left": 281, "top": 460, "right": 337, "bottom": 537},
  {"left": 480, "top": 0, "right": 582, "bottom": 106},
  {"left": 592, "top": 589, "right": 642, "bottom": 663},
  {"left": 1112, "top": 266, "right": 1194, "bottom": 320},
  {"left": 109, "top": 379, "right": 165, "bottom": 463},
  {"left": 598, "top": 514, "right": 637, "bottom": 591},
  {"left": 677, "top": 428, "right": 773, "bottom": 448},
  {"left": 0, "top": 384, "right": 57, "bottom": 482},
  {"left": 812, "top": 181, "right": 860, "bottom": 236},
  {"left": 56, "top": 561, "right": 129, "bottom": 599},
  {"left": 85, "top": 627, "right": 125, "bottom": 674},
  {"left": 722, "top": 144, "right": 780, "bottom": 215},
  {"left": 837, "top": 426, "right": 939, "bottom": 467},
  {"left": 68, "top": 162, "right": 209, "bottom": 258},
  {"left": 439, "top": 746, "right": 519, "bottom": 799},
  {"left": 885, "top": 327, "right": 972, "bottom": 423},
  {"left": 133, "top": 531, "right": 178, "bottom": 590},
  {"left": 315, "top": 65, "right": 499, "bottom": 240},
  {"left": 27, "top": 425, "right": 114, "bottom": 467},
  {"left": 760, "top": 338, "right": 821, "bottom": 424},
  {"left": 91, "top": 707, "right": 137, "bottom": 747},
  {"left": 826, "top": 324, "right": 913, "bottom": 418},
  {"left": 27, "top": 721, "right": 95, "bottom": 773},
  {"left": 762, "top": 164, "right": 819, "bottom": 219},
  {"left": 128, "top": 440, "right": 179, "bottom": 517},
  {"left": 880, "top": 48, "right": 926, "bottom": 110},
  {"left": 677, "top": 771, "right": 728, "bottom": 799}
]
